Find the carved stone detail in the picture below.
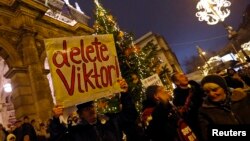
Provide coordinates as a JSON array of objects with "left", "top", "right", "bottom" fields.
[{"left": 0, "top": 0, "right": 16, "bottom": 6}]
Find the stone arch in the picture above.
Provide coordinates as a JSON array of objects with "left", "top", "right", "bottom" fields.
[
  {"left": 0, "top": 37, "right": 20, "bottom": 124},
  {"left": 0, "top": 37, "right": 17, "bottom": 126},
  {"left": 0, "top": 57, "right": 14, "bottom": 127},
  {"left": 0, "top": 37, "right": 22, "bottom": 67}
]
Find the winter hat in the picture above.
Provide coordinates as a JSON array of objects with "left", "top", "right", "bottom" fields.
[
  {"left": 7, "top": 133, "right": 16, "bottom": 141},
  {"left": 76, "top": 101, "right": 94, "bottom": 113},
  {"left": 145, "top": 85, "right": 159, "bottom": 101},
  {"left": 201, "top": 74, "right": 229, "bottom": 92}
]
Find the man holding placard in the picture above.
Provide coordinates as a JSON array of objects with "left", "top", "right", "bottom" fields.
[
  {"left": 45, "top": 35, "right": 141, "bottom": 141},
  {"left": 49, "top": 78, "right": 139, "bottom": 141}
]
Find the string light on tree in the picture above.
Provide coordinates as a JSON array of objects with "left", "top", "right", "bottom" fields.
[
  {"left": 93, "top": 0, "right": 171, "bottom": 114},
  {"left": 241, "top": 41, "right": 250, "bottom": 51},
  {"left": 196, "top": 0, "right": 231, "bottom": 25}
]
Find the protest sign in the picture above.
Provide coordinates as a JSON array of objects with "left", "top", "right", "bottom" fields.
[
  {"left": 141, "top": 74, "right": 163, "bottom": 88},
  {"left": 45, "top": 34, "right": 121, "bottom": 107}
]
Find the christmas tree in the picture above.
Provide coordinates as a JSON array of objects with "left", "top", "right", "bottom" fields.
[{"left": 93, "top": 0, "right": 171, "bottom": 114}]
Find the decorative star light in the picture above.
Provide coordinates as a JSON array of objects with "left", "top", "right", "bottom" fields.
[{"left": 196, "top": 0, "right": 231, "bottom": 25}]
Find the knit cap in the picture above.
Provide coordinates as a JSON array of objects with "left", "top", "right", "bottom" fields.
[
  {"left": 145, "top": 85, "right": 159, "bottom": 101},
  {"left": 76, "top": 101, "right": 94, "bottom": 113},
  {"left": 201, "top": 74, "right": 229, "bottom": 92},
  {"left": 7, "top": 133, "right": 16, "bottom": 141}
]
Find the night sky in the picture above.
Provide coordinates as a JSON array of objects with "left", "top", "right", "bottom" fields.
[{"left": 70, "top": 0, "right": 249, "bottom": 72}]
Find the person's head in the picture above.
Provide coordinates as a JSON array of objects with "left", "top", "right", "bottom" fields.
[
  {"left": 47, "top": 118, "right": 52, "bottom": 126},
  {"left": 39, "top": 123, "right": 46, "bottom": 130},
  {"left": 227, "top": 68, "right": 236, "bottom": 76},
  {"left": 31, "top": 119, "right": 36, "bottom": 126},
  {"left": 76, "top": 101, "right": 97, "bottom": 125},
  {"left": 72, "top": 112, "right": 78, "bottom": 123},
  {"left": 15, "top": 120, "right": 22, "bottom": 128},
  {"left": 237, "top": 69, "right": 244, "bottom": 76},
  {"left": 67, "top": 115, "right": 72, "bottom": 124},
  {"left": 7, "top": 133, "right": 16, "bottom": 141},
  {"left": 201, "top": 75, "right": 229, "bottom": 102},
  {"left": 171, "top": 72, "right": 189, "bottom": 87},
  {"left": 145, "top": 85, "right": 172, "bottom": 104},
  {"left": 23, "top": 116, "right": 29, "bottom": 123}
]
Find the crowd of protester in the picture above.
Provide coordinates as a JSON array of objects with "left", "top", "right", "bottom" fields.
[
  {"left": 0, "top": 116, "right": 51, "bottom": 141},
  {"left": 0, "top": 67, "right": 250, "bottom": 141}
]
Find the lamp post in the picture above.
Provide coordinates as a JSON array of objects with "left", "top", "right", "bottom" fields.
[
  {"left": 197, "top": 46, "right": 211, "bottom": 69},
  {"left": 195, "top": 0, "right": 250, "bottom": 62}
]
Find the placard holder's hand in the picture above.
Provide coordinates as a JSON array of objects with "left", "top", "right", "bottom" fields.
[
  {"left": 52, "top": 105, "right": 63, "bottom": 118},
  {"left": 118, "top": 78, "right": 128, "bottom": 93}
]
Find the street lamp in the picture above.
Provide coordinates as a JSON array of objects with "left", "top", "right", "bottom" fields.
[
  {"left": 3, "top": 83, "right": 12, "bottom": 93},
  {"left": 195, "top": 0, "right": 250, "bottom": 62},
  {"left": 197, "top": 45, "right": 211, "bottom": 69}
]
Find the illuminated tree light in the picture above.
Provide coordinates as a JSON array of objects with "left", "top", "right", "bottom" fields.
[
  {"left": 241, "top": 41, "right": 250, "bottom": 51},
  {"left": 196, "top": 0, "right": 231, "bottom": 25}
]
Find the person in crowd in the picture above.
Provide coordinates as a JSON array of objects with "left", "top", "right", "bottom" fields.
[
  {"left": 171, "top": 72, "right": 204, "bottom": 138},
  {"left": 13, "top": 120, "right": 23, "bottom": 141},
  {"left": 224, "top": 68, "right": 245, "bottom": 89},
  {"left": 37, "top": 123, "right": 50, "bottom": 141},
  {"left": 49, "top": 78, "right": 140, "bottom": 141},
  {"left": 0, "top": 123, "right": 7, "bottom": 141},
  {"left": 199, "top": 74, "right": 250, "bottom": 141},
  {"left": 67, "top": 112, "right": 78, "bottom": 128},
  {"left": 31, "top": 119, "right": 39, "bottom": 136},
  {"left": 237, "top": 69, "right": 250, "bottom": 87},
  {"left": 21, "top": 116, "right": 37, "bottom": 141},
  {"left": 7, "top": 133, "right": 16, "bottom": 141},
  {"left": 142, "top": 85, "right": 198, "bottom": 141},
  {"left": 6, "top": 124, "right": 15, "bottom": 134}
]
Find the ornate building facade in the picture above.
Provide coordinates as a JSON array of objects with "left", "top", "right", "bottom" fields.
[
  {"left": 135, "top": 32, "right": 183, "bottom": 89},
  {"left": 0, "top": 0, "right": 93, "bottom": 126},
  {"left": 135, "top": 32, "right": 183, "bottom": 73}
]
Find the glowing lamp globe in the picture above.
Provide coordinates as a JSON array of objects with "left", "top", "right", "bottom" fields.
[{"left": 3, "top": 83, "right": 12, "bottom": 93}]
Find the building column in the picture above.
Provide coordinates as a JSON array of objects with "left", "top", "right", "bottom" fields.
[
  {"left": 9, "top": 27, "right": 54, "bottom": 121},
  {"left": 5, "top": 67, "right": 36, "bottom": 120},
  {"left": 23, "top": 28, "right": 53, "bottom": 121}
]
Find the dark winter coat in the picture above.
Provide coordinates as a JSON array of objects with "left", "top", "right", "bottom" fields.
[
  {"left": 67, "top": 116, "right": 123, "bottom": 141},
  {"left": 198, "top": 89, "right": 250, "bottom": 141},
  {"left": 224, "top": 75, "right": 244, "bottom": 89},
  {"left": 173, "top": 80, "right": 204, "bottom": 139},
  {"left": 173, "top": 80, "right": 204, "bottom": 109},
  {"left": 49, "top": 92, "right": 139, "bottom": 141},
  {"left": 13, "top": 123, "right": 37, "bottom": 141},
  {"left": 145, "top": 103, "right": 181, "bottom": 141}
]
